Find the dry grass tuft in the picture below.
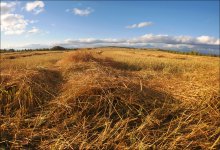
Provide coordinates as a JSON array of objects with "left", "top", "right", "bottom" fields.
[
  {"left": 66, "top": 51, "right": 96, "bottom": 63},
  {"left": 0, "top": 68, "right": 62, "bottom": 116}
]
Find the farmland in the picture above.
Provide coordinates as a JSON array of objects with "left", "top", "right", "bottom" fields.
[{"left": 0, "top": 47, "right": 219, "bottom": 149}]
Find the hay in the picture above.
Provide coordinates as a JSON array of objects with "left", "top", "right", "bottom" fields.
[{"left": 0, "top": 51, "right": 219, "bottom": 149}]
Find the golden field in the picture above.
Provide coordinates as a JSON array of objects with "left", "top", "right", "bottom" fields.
[{"left": 0, "top": 47, "right": 219, "bottom": 149}]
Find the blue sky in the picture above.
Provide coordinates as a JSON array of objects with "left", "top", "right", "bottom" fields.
[{"left": 1, "top": 0, "right": 219, "bottom": 53}]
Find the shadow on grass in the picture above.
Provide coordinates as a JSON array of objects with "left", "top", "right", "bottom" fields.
[{"left": 96, "top": 57, "right": 142, "bottom": 71}]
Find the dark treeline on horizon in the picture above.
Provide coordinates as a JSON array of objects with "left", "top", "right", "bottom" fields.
[{"left": 0, "top": 46, "right": 73, "bottom": 52}]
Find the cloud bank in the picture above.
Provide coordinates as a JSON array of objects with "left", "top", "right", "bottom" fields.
[
  {"left": 15, "top": 34, "right": 219, "bottom": 54},
  {"left": 55, "top": 34, "right": 219, "bottom": 47}
]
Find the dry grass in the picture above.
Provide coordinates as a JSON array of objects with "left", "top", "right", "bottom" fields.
[{"left": 0, "top": 48, "right": 219, "bottom": 149}]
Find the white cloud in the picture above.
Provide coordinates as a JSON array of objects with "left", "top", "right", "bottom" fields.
[
  {"left": 1, "top": 2, "right": 42, "bottom": 36},
  {"left": 25, "top": 1, "right": 44, "bottom": 14},
  {"left": 28, "top": 27, "right": 40, "bottom": 34},
  {"left": 29, "top": 20, "right": 39, "bottom": 24},
  {"left": 1, "top": 13, "right": 28, "bottom": 35},
  {"left": 196, "top": 36, "right": 220, "bottom": 45},
  {"left": 0, "top": 1, "right": 16, "bottom": 14},
  {"left": 126, "top": 22, "right": 153, "bottom": 29},
  {"left": 1, "top": 2, "right": 27, "bottom": 35},
  {"left": 72, "top": 7, "right": 93, "bottom": 16}
]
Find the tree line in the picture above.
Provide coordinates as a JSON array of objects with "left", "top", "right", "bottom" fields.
[{"left": 0, "top": 46, "right": 74, "bottom": 53}]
